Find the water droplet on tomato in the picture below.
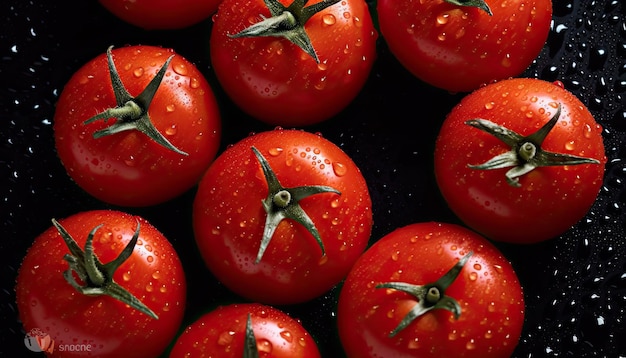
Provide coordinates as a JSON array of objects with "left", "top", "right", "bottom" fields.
[
  {"left": 342, "top": 11, "right": 350, "bottom": 19},
  {"left": 322, "top": 14, "right": 336, "bottom": 26},
  {"left": 122, "top": 271, "right": 131, "bottom": 282},
  {"left": 124, "top": 156, "right": 136, "bottom": 167},
  {"left": 436, "top": 13, "right": 449, "bottom": 25},
  {"left": 501, "top": 54, "right": 512, "bottom": 67},
  {"left": 78, "top": 75, "right": 91, "bottom": 85},
  {"left": 172, "top": 62, "right": 188, "bottom": 76},
  {"left": 466, "top": 339, "right": 476, "bottom": 350},
  {"left": 448, "top": 330, "right": 458, "bottom": 341},
  {"left": 165, "top": 124, "right": 177, "bottom": 135},
  {"left": 268, "top": 147, "right": 283, "bottom": 156},
  {"left": 217, "top": 331, "right": 235, "bottom": 346},
  {"left": 257, "top": 338, "right": 273, "bottom": 353},
  {"left": 190, "top": 77, "right": 200, "bottom": 89},
  {"left": 564, "top": 140, "right": 576, "bottom": 151},
  {"left": 407, "top": 338, "right": 420, "bottom": 349},
  {"left": 145, "top": 283, "right": 154, "bottom": 292},
  {"left": 280, "top": 331, "right": 293, "bottom": 343},
  {"left": 147, "top": 255, "right": 154, "bottom": 263},
  {"left": 353, "top": 15, "right": 363, "bottom": 28},
  {"left": 332, "top": 162, "right": 347, "bottom": 176},
  {"left": 133, "top": 67, "right": 144, "bottom": 78}
]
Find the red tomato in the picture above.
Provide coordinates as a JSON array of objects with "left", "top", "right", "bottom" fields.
[
  {"left": 98, "top": 0, "right": 220, "bottom": 29},
  {"left": 193, "top": 129, "right": 373, "bottom": 304},
  {"left": 210, "top": 0, "right": 378, "bottom": 126},
  {"left": 15, "top": 210, "right": 186, "bottom": 358},
  {"left": 337, "top": 222, "right": 525, "bottom": 357},
  {"left": 377, "top": 0, "right": 552, "bottom": 92},
  {"left": 434, "top": 78, "right": 606, "bottom": 243},
  {"left": 170, "top": 303, "right": 321, "bottom": 357},
  {"left": 53, "top": 45, "right": 221, "bottom": 207}
]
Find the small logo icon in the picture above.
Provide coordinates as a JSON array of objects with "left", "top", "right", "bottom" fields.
[{"left": 24, "top": 328, "right": 54, "bottom": 353}]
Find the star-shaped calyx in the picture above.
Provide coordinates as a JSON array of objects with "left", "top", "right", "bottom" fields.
[
  {"left": 376, "top": 252, "right": 473, "bottom": 337},
  {"left": 465, "top": 103, "right": 601, "bottom": 187},
  {"left": 252, "top": 146, "right": 340, "bottom": 263},
  {"left": 228, "top": 0, "right": 341, "bottom": 63},
  {"left": 53, "top": 218, "right": 158, "bottom": 319},
  {"left": 83, "top": 46, "right": 187, "bottom": 156}
]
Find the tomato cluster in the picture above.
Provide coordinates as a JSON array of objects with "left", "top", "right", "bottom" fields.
[{"left": 10, "top": 0, "right": 613, "bottom": 356}]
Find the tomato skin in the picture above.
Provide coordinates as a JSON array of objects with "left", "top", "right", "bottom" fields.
[
  {"left": 434, "top": 78, "right": 606, "bottom": 243},
  {"left": 15, "top": 210, "right": 186, "bottom": 358},
  {"left": 210, "top": 0, "right": 378, "bottom": 126},
  {"left": 98, "top": 0, "right": 220, "bottom": 29},
  {"left": 53, "top": 45, "right": 221, "bottom": 207},
  {"left": 170, "top": 303, "right": 321, "bottom": 357},
  {"left": 337, "top": 222, "right": 525, "bottom": 358},
  {"left": 192, "top": 129, "right": 373, "bottom": 304},
  {"left": 377, "top": 0, "right": 552, "bottom": 92}
]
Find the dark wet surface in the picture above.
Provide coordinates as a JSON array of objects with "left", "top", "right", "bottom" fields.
[{"left": 2, "top": 0, "right": 626, "bottom": 356}]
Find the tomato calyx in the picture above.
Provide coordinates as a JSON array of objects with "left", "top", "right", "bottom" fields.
[
  {"left": 252, "top": 146, "right": 340, "bottom": 263},
  {"left": 83, "top": 46, "right": 188, "bottom": 156},
  {"left": 375, "top": 251, "right": 473, "bottom": 337},
  {"left": 445, "top": 0, "right": 492, "bottom": 16},
  {"left": 244, "top": 313, "right": 260, "bottom": 358},
  {"left": 52, "top": 218, "right": 159, "bottom": 319},
  {"left": 228, "top": 0, "right": 341, "bottom": 63},
  {"left": 465, "top": 103, "right": 601, "bottom": 187}
]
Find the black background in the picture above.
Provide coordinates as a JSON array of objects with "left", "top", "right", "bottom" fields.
[{"left": 2, "top": 0, "right": 626, "bottom": 357}]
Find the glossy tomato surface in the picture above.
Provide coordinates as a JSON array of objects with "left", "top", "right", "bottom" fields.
[
  {"left": 15, "top": 210, "right": 186, "bottom": 358},
  {"left": 377, "top": 0, "right": 552, "bottom": 92},
  {"left": 170, "top": 303, "right": 321, "bottom": 357},
  {"left": 3, "top": 1, "right": 626, "bottom": 357},
  {"left": 193, "top": 129, "right": 373, "bottom": 304},
  {"left": 98, "top": 0, "right": 221, "bottom": 29},
  {"left": 338, "top": 222, "right": 525, "bottom": 357},
  {"left": 434, "top": 78, "right": 606, "bottom": 243},
  {"left": 53, "top": 45, "right": 221, "bottom": 207},
  {"left": 210, "top": 0, "right": 378, "bottom": 126}
]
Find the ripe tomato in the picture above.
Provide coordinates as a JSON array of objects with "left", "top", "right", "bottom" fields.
[
  {"left": 98, "top": 0, "right": 220, "bottom": 29},
  {"left": 170, "top": 303, "right": 321, "bottom": 357},
  {"left": 337, "top": 221, "right": 525, "bottom": 357},
  {"left": 15, "top": 210, "right": 186, "bottom": 358},
  {"left": 434, "top": 78, "right": 606, "bottom": 243},
  {"left": 193, "top": 128, "right": 373, "bottom": 304},
  {"left": 53, "top": 45, "right": 221, "bottom": 207},
  {"left": 377, "top": 0, "right": 552, "bottom": 92},
  {"left": 210, "top": 0, "right": 378, "bottom": 126}
]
